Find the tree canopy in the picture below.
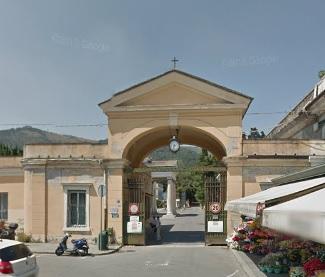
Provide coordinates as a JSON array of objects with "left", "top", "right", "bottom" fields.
[
  {"left": 176, "top": 149, "right": 218, "bottom": 205},
  {"left": 0, "top": 144, "right": 23, "bottom": 156}
]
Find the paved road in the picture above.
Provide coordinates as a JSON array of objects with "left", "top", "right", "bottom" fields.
[
  {"left": 156, "top": 206, "right": 205, "bottom": 244},
  {"left": 37, "top": 246, "right": 248, "bottom": 277},
  {"left": 37, "top": 207, "right": 249, "bottom": 277}
]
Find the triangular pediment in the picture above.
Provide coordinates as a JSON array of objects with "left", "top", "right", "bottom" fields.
[
  {"left": 99, "top": 70, "right": 253, "bottom": 116},
  {"left": 118, "top": 82, "right": 233, "bottom": 106}
]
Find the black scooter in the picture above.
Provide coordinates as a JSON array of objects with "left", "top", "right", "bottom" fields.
[{"left": 55, "top": 233, "right": 89, "bottom": 256}]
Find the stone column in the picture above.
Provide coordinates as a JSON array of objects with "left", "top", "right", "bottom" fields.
[
  {"left": 223, "top": 156, "right": 245, "bottom": 236},
  {"left": 152, "top": 181, "right": 158, "bottom": 214},
  {"left": 165, "top": 177, "right": 176, "bottom": 217},
  {"left": 22, "top": 160, "right": 48, "bottom": 242},
  {"left": 105, "top": 159, "right": 130, "bottom": 244}
]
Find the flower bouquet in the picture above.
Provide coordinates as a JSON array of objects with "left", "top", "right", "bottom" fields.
[{"left": 303, "top": 258, "right": 325, "bottom": 277}]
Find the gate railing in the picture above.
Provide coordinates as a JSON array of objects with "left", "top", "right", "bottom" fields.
[
  {"left": 123, "top": 173, "right": 151, "bottom": 245},
  {"left": 123, "top": 168, "right": 227, "bottom": 246},
  {"left": 205, "top": 172, "right": 227, "bottom": 245}
]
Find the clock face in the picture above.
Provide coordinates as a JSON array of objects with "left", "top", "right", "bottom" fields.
[{"left": 169, "top": 139, "right": 180, "bottom": 153}]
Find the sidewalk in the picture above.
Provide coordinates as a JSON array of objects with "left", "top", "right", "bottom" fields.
[
  {"left": 231, "top": 249, "right": 289, "bottom": 277},
  {"left": 26, "top": 242, "right": 122, "bottom": 256},
  {"left": 231, "top": 249, "right": 267, "bottom": 277}
]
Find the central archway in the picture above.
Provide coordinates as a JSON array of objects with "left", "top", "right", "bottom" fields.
[
  {"left": 122, "top": 126, "right": 228, "bottom": 245},
  {"left": 123, "top": 126, "right": 227, "bottom": 168}
]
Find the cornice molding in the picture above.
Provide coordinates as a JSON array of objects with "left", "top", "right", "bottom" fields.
[{"left": 21, "top": 158, "right": 103, "bottom": 169}]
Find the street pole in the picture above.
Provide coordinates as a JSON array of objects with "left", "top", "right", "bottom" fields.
[
  {"left": 98, "top": 182, "right": 105, "bottom": 250},
  {"left": 100, "top": 188, "right": 103, "bottom": 249}
]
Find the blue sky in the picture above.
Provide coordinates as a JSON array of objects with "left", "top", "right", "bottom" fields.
[{"left": 0, "top": 0, "right": 324, "bottom": 140}]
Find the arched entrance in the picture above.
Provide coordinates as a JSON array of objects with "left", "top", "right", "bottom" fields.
[
  {"left": 122, "top": 126, "right": 227, "bottom": 245},
  {"left": 123, "top": 126, "right": 227, "bottom": 168},
  {"left": 99, "top": 69, "right": 252, "bottom": 245}
]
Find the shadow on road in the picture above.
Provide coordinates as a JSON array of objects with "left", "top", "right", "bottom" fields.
[
  {"left": 160, "top": 231, "right": 205, "bottom": 244},
  {"left": 176, "top": 213, "right": 198, "bottom": 217}
]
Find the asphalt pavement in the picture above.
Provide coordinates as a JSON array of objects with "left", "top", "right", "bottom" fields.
[
  {"left": 36, "top": 207, "right": 253, "bottom": 277},
  {"left": 37, "top": 245, "right": 249, "bottom": 277}
]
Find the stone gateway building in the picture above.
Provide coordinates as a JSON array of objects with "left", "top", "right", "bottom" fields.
[{"left": 1, "top": 70, "right": 324, "bottom": 244}]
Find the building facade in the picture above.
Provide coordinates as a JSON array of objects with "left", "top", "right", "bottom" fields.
[{"left": 0, "top": 70, "right": 324, "bottom": 243}]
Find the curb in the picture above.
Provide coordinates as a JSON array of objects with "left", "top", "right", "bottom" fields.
[
  {"left": 33, "top": 245, "right": 123, "bottom": 256},
  {"left": 92, "top": 245, "right": 123, "bottom": 256},
  {"left": 230, "top": 249, "right": 266, "bottom": 277}
]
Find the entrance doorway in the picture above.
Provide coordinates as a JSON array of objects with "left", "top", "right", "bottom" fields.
[{"left": 122, "top": 145, "right": 227, "bottom": 246}]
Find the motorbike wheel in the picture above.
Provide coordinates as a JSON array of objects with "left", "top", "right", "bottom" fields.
[
  {"left": 55, "top": 247, "right": 64, "bottom": 256},
  {"left": 80, "top": 248, "right": 88, "bottom": 256}
]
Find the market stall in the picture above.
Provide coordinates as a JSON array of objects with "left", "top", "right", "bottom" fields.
[
  {"left": 225, "top": 176, "right": 325, "bottom": 218},
  {"left": 262, "top": 188, "right": 325, "bottom": 245},
  {"left": 226, "top": 218, "right": 325, "bottom": 276},
  {"left": 225, "top": 176, "right": 325, "bottom": 276}
]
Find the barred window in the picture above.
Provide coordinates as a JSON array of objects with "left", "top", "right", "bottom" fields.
[{"left": 67, "top": 190, "right": 86, "bottom": 227}]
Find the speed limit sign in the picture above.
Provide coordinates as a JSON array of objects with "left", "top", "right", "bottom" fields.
[{"left": 209, "top": 202, "right": 221, "bottom": 214}]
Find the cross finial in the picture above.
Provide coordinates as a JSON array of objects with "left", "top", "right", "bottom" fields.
[{"left": 171, "top": 56, "right": 179, "bottom": 69}]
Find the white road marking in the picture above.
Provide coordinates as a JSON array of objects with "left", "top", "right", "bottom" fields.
[
  {"left": 145, "top": 260, "right": 169, "bottom": 267},
  {"left": 226, "top": 270, "right": 239, "bottom": 277}
]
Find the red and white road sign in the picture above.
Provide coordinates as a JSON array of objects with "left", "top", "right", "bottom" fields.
[
  {"left": 209, "top": 202, "right": 221, "bottom": 214},
  {"left": 128, "top": 203, "right": 140, "bottom": 215}
]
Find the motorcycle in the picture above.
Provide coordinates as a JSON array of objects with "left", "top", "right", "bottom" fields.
[
  {"left": 0, "top": 223, "right": 18, "bottom": 240},
  {"left": 55, "top": 233, "right": 89, "bottom": 256}
]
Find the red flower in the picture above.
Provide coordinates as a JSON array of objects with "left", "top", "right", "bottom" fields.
[{"left": 303, "top": 258, "right": 325, "bottom": 276}]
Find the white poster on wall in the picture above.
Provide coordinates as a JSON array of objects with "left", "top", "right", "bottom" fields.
[
  {"left": 127, "top": 221, "right": 142, "bottom": 233},
  {"left": 207, "top": 221, "right": 223, "bottom": 233},
  {"left": 130, "top": 216, "right": 139, "bottom": 222}
]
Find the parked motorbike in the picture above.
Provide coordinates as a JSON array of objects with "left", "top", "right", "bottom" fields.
[
  {"left": 0, "top": 223, "right": 18, "bottom": 240},
  {"left": 55, "top": 233, "right": 89, "bottom": 256}
]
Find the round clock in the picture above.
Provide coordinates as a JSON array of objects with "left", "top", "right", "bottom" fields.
[{"left": 169, "top": 136, "right": 180, "bottom": 153}]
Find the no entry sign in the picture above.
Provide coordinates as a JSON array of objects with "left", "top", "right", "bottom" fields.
[{"left": 209, "top": 202, "right": 221, "bottom": 214}]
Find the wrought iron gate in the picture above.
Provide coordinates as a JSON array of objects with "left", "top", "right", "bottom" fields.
[
  {"left": 124, "top": 167, "right": 227, "bottom": 246},
  {"left": 123, "top": 173, "right": 152, "bottom": 245},
  {"left": 204, "top": 171, "right": 227, "bottom": 245}
]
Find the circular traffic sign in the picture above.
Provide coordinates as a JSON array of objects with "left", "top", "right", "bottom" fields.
[
  {"left": 129, "top": 203, "right": 140, "bottom": 215},
  {"left": 209, "top": 202, "right": 221, "bottom": 214}
]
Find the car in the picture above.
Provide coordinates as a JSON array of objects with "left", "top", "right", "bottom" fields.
[{"left": 0, "top": 239, "right": 39, "bottom": 276}]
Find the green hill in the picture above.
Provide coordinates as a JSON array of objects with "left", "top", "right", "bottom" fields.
[
  {"left": 0, "top": 127, "right": 203, "bottom": 166},
  {"left": 0, "top": 126, "right": 96, "bottom": 149},
  {"left": 149, "top": 145, "right": 201, "bottom": 167}
]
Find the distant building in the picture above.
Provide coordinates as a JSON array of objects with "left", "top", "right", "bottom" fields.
[{"left": 268, "top": 75, "right": 325, "bottom": 140}]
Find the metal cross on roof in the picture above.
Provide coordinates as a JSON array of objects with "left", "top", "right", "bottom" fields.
[{"left": 171, "top": 56, "right": 179, "bottom": 69}]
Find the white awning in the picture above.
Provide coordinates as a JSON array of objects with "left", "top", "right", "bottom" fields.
[
  {"left": 262, "top": 188, "right": 325, "bottom": 244},
  {"left": 224, "top": 176, "right": 325, "bottom": 218}
]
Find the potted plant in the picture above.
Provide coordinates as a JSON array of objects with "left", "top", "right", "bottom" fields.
[
  {"left": 107, "top": 228, "right": 114, "bottom": 244},
  {"left": 273, "top": 263, "right": 282, "bottom": 274},
  {"left": 258, "top": 258, "right": 267, "bottom": 272},
  {"left": 259, "top": 253, "right": 277, "bottom": 273},
  {"left": 289, "top": 266, "right": 306, "bottom": 277},
  {"left": 260, "top": 252, "right": 286, "bottom": 274}
]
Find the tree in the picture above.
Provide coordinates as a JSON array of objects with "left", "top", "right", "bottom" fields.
[
  {"left": 0, "top": 144, "right": 23, "bottom": 156},
  {"left": 176, "top": 149, "right": 218, "bottom": 206},
  {"left": 319, "top": 70, "right": 325, "bottom": 79},
  {"left": 247, "top": 127, "right": 265, "bottom": 139}
]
